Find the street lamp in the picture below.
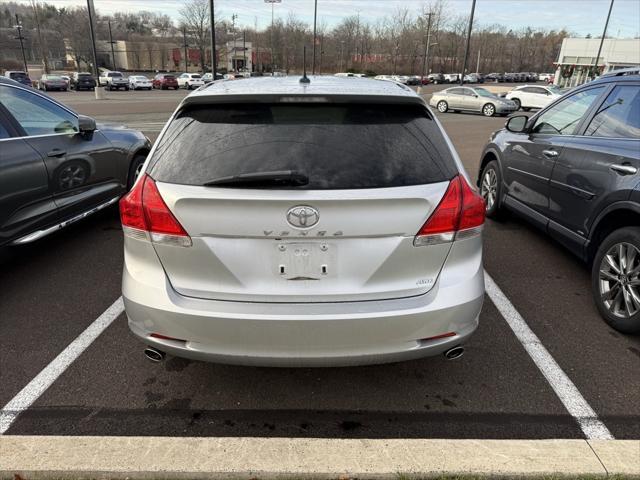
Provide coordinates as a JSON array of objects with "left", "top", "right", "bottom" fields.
[
  {"left": 13, "top": 14, "right": 29, "bottom": 74},
  {"left": 264, "top": 0, "right": 281, "bottom": 71}
]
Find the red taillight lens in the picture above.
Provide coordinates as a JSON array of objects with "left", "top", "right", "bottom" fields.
[
  {"left": 119, "top": 174, "right": 191, "bottom": 245},
  {"left": 415, "top": 175, "right": 485, "bottom": 245}
]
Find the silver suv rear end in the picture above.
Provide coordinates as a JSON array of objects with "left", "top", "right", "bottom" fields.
[{"left": 120, "top": 76, "right": 485, "bottom": 366}]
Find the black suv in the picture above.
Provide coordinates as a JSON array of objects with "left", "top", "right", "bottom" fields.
[
  {"left": 0, "top": 77, "right": 150, "bottom": 247},
  {"left": 477, "top": 70, "right": 640, "bottom": 333}
]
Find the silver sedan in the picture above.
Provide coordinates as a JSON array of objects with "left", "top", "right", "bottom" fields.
[{"left": 430, "top": 86, "right": 518, "bottom": 117}]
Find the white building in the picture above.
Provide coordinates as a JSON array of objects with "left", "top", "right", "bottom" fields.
[
  {"left": 555, "top": 38, "right": 640, "bottom": 87},
  {"left": 222, "top": 38, "right": 253, "bottom": 73}
]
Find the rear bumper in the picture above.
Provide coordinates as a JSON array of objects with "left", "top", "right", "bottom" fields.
[{"left": 123, "top": 235, "right": 484, "bottom": 367}]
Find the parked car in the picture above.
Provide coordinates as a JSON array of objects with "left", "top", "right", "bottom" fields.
[
  {"left": 0, "top": 76, "right": 151, "bottom": 247},
  {"left": 152, "top": 73, "right": 179, "bottom": 90},
  {"left": 100, "top": 71, "right": 129, "bottom": 90},
  {"left": 430, "top": 86, "right": 518, "bottom": 117},
  {"left": 406, "top": 76, "right": 422, "bottom": 86},
  {"left": 120, "top": 75, "right": 485, "bottom": 366},
  {"left": 70, "top": 72, "right": 96, "bottom": 91},
  {"left": 444, "top": 73, "right": 460, "bottom": 83},
  {"left": 60, "top": 75, "right": 71, "bottom": 87},
  {"left": 37, "top": 74, "right": 68, "bottom": 91},
  {"left": 504, "top": 73, "right": 515, "bottom": 82},
  {"left": 202, "top": 72, "right": 224, "bottom": 83},
  {"left": 129, "top": 75, "right": 153, "bottom": 90},
  {"left": 177, "top": 73, "right": 205, "bottom": 89},
  {"left": 477, "top": 70, "right": 640, "bottom": 333},
  {"left": 463, "top": 73, "right": 483, "bottom": 84},
  {"left": 505, "top": 84, "right": 563, "bottom": 110},
  {"left": 428, "top": 73, "right": 446, "bottom": 84},
  {"left": 374, "top": 74, "right": 394, "bottom": 82},
  {"left": 3, "top": 70, "right": 32, "bottom": 87},
  {"left": 485, "top": 73, "right": 505, "bottom": 83}
]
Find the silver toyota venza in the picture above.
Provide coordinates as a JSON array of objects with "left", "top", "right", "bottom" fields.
[{"left": 120, "top": 76, "right": 485, "bottom": 367}]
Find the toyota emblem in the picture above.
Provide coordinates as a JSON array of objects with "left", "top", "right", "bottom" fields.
[{"left": 286, "top": 205, "right": 320, "bottom": 229}]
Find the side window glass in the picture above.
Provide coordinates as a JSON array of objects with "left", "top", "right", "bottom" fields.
[
  {"left": 584, "top": 85, "right": 640, "bottom": 139},
  {"left": 0, "top": 85, "right": 78, "bottom": 136},
  {"left": 449, "top": 88, "right": 461, "bottom": 95},
  {"left": 532, "top": 87, "right": 605, "bottom": 135},
  {"left": 0, "top": 120, "right": 10, "bottom": 139}
]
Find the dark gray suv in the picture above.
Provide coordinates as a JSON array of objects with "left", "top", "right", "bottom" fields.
[
  {"left": 477, "top": 71, "right": 640, "bottom": 333},
  {"left": 0, "top": 77, "right": 151, "bottom": 247}
]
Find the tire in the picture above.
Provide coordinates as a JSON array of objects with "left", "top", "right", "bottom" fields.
[
  {"left": 479, "top": 160, "right": 502, "bottom": 219},
  {"left": 591, "top": 227, "right": 640, "bottom": 333},
  {"left": 512, "top": 98, "right": 521, "bottom": 110},
  {"left": 482, "top": 103, "right": 496, "bottom": 117},
  {"left": 436, "top": 100, "right": 448, "bottom": 113},
  {"left": 127, "top": 154, "right": 147, "bottom": 190}
]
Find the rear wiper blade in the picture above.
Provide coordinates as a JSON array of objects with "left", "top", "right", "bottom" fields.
[{"left": 204, "top": 170, "right": 309, "bottom": 188}]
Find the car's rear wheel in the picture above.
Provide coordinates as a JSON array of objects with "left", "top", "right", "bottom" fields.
[
  {"left": 127, "top": 154, "right": 147, "bottom": 190},
  {"left": 482, "top": 103, "right": 496, "bottom": 117},
  {"left": 480, "top": 160, "right": 502, "bottom": 218},
  {"left": 437, "top": 100, "right": 448, "bottom": 113},
  {"left": 512, "top": 98, "right": 521, "bottom": 110},
  {"left": 592, "top": 227, "right": 640, "bottom": 333}
]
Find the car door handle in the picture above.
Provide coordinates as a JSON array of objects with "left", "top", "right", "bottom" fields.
[
  {"left": 47, "top": 149, "right": 66, "bottom": 157},
  {"left": 542, "top": 149, "right": 559, "bottom": 158},
  {"left": 610, "top": 164, "right": 638, "bottom": 175}
]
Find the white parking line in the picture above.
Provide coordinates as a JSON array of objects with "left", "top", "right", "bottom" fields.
[
  {"left": 484, "top": 271, "right": 614, "bottom": 440},
  {"left": 0, "top": 297, "right": 124, "bottom": 435}
]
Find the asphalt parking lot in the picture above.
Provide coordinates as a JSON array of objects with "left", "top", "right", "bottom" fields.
[{"left": 1, "top": 84, "right": 638, "bottom": 441}]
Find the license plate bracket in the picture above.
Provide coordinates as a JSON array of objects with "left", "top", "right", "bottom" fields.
[{"left": 275, "top": 243, "right": 334, "bottom": 280}]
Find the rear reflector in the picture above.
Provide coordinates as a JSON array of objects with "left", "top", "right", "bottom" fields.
[
  {"left": 120, "top": 174, "right": 192, "bottom": 247},
  {"left": 420, "top": 332, "right": 457, "bottom": 342},
  {"left": 150, "top": 333, "right": 187, "bottom": 342},
  {"left": 414, "top": 175, "right": 485, "bottom": 246}
]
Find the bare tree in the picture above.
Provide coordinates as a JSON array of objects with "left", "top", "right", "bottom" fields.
[{"left": 179, "top": 0, "right": 210, "bottom": 72}]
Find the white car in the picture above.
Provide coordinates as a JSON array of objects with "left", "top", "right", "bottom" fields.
[
  {"left": 538, "top": 73, "right": 554, "bottom": 83},
  {"left": 505, "top": 84, "right": 563, "bottom": 111},
  {"left": 177, "top": 73, "right": 205, "bottom": 90},
  {"left": 129, "top": 75, "right": 152, "bottom": 90}
]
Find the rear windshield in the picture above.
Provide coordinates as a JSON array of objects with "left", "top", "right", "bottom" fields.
[
  {"left": 78, "top": 74, "right": 93, "bottom": 78},
  {"left": 149, "top": 103, "right": 456, "bottom": 189},
  {"left": 164, "top": 75, "right": 175, "bottom": 79},
  {"left": 9, "top": 72, "right": 27, "bottom": 79},
  {"left": 191, "top": 74, "right": 201, "bottom": 79},
  {"left": 108, "top": 72, "right": 122, "bottom": 77}
]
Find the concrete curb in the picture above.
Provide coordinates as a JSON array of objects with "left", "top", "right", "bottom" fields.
[{"left": 1, "top": 436, "right": 638, "bottom": 479}]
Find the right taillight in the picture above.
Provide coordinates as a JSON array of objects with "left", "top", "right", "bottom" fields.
[
  {"left": 119, "top": 174, "right": 192, "bottom": 247},
  {"left": 414, "top": 175, "right": 485, "bottom": 246}
]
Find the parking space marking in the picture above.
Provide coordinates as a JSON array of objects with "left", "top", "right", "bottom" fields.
[
  {"left": 0, "top": 297, "right": 124, "bottom": 435},
  {"left": 484, "top": 271, "right": 614, "bottom": 440}
]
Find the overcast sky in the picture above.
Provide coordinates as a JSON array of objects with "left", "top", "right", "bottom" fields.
[{"left": 16, "top": 0, "right": 640, "bottom": 37}]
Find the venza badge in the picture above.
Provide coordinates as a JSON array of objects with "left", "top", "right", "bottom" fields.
[{"left": 286, "top": 205, "right": 320, "bottom": 229}]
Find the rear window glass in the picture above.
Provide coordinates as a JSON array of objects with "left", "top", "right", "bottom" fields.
[
  {"left": 191, "top": 74, "right": 201, "bottom": 79},
  {"left": 149, "top": 103, "right": 456, "bottom": 189},
  {"left": 9, "top": 72, "right": 27, "bottom": 79},
  {"left": 164, "top": 75, "right": 175, "bottom": 79},
  {"left": 78, "top": 74, "right": 92, "bottom": 78}
]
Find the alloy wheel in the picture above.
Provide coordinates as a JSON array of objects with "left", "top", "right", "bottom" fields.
[
  {"left": 437, "top": 101, "right": 447, "bottom": 113},
  {"left": 483, "top": 104, "right": 495, "bottom": 117},
  {"left": 599, "top": 242, "right": 640, "bottom": 318},
  {"left": 480, "top": 168, "right": 498, "bottom": 210},
  {"left": 59, "top": 165, "right": 86, "bottom": 189}
]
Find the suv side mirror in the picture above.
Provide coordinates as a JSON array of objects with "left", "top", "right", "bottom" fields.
[
  {"left": 78, "top": 115, "right": 96, "bottom": 136},
  {"left": 506, "top": 115, "right": 528, "bottom": 133}
]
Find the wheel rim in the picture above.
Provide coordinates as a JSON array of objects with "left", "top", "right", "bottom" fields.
[
  {"left": 513, "top": 99, "right": 520, "bottom": 109},
  {"left": 134, "top": 161, "right": 144, "bottom": 179},
  {"left": 59, "top": 165, "right": 86, "bottom": 189},
  {"left": 438, "top": 102, "right": 447, "bottom": 112},
  {"left": 599, "top": 242, "right": 640, "bottom": 318},
  {"left": 484, "top": 104, "right": 495, "bottom": 116},
  {"left": 480, "top": 168, "right": 498, "bottom": 210}
]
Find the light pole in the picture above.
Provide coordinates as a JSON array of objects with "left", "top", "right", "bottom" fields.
[
  {"left": 264, "top": 0, "right": 281, "bottom": 71},
  {"left": 86, "top": 0, "right": 103, "bottom": 99},
  {"left": 108, "top": 19, "right": 117, "bottom": 70},
  {"left": 421, "top": 12, "right": 433, "bottom": 82},
  {"left": 594, "top": 0, "right": 614, "bottom": 78},
  {"left": 312, "top": 0, "right": 318, "bottom": 75},
  {"left": 182, "top": 27, "right": 189, "bottom": 73},
  {"left": 13, "top": 14, "right": 28, "bottom": 74},
  {"left": 339, "top": 40, "right": 345, "bottom": 71},
  {"left": 209, "top": 0, "right": 217, "bottom": 75},
  {"left": 459, "top": 0, "right": 476, "bottom": 85},
  {"left": 231, "top": 13, "right": 238, "bottom": 71}
]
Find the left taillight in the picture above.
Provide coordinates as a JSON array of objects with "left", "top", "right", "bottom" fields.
[
  {"left": 414, "top": 175, "right": 485, "bottom": 246},
  {"left": 119, "top": 174, "right": 192, "bottom": 247}
]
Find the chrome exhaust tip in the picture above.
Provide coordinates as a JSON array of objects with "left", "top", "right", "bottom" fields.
[
  {"left": 444, "top": 346, "right": 464, "bottom": 360},
  {"left": 144, "top": 347, "right": 165, "bottom": 363}
]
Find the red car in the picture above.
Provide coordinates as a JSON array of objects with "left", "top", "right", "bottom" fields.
[{"left": 152, "top": 73, "right": 179, "bottom": 90}]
